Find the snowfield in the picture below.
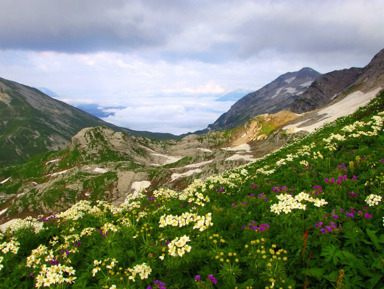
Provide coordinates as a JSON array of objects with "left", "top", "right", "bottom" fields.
[{"left": 284, "top": 88, "right": 382, "bottom": 133}]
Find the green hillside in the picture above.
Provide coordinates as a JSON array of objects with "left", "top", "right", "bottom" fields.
[
  {"left": 0, "top": 90, "right": 383, "bottom": 288},
  {"left": 0, "top": 77, "right": 180, "bottom": 166}
]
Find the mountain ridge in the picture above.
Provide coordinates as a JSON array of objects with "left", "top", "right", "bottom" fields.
[
  {"left": 0, "top": 77, "right": 179, "bottom": 165},
  {"left": 291, "top": 48, "right": 384, "bottom": 113},
  {"left": 206, "top": 67, "right": 321, "bottom": 131}
]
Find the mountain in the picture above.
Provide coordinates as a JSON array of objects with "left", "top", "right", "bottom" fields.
[
  {"left": 1, "top": 89, "right": 384, "bottom": 289},
  {"left": 207, "top": 67, "right": 321, "bottom": 131},
  {"left": 1, "top": 84, "right": 379, "bottom": 222},
  {"left": 75, "top": 103, "right": 126, "bottom": 118},
  {"left": 0, "top": 77, "right": 178, "bottom": 166},
  {"left": 291, "top": 48, "right": 384, "bottom": 113}
]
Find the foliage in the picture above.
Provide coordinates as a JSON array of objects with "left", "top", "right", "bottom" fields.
[{"left": 1, "top": 91, "right": 384, "bottom": 288}]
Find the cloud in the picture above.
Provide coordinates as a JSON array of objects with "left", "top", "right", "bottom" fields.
[
  {"left": 101, "top": 95, "right": 234, "bottom": 135},
  {"left": 1, "top": 0, "right": 383, "bottom": 61},
  {"left": 0, "top": 0, "right": 384, "bottom": 134}
]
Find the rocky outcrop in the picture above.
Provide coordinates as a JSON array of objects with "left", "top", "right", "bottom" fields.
[
  {"left": 290, "top": 68, "right": 362, "bottom": 113},
  {"left": 207, "top": 67, "right": 321, "bottom": 131},
  {"left": 291, "top": 48, "right": 384, "bottom": 114}
]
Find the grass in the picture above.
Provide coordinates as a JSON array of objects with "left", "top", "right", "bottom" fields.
[{"left": 0, "top": 91, "right": 384, "bottom": 288}]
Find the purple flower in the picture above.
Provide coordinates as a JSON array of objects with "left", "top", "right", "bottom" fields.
[
  {"left": 364, "top": 213, "right": 372, "bottom": 219},
  {"left": 231, "top": 203, "right": 235, "bottom": 207},
  {"left": 195, "top": 275, "right": 201, "bottom": 281},
  {"left": 320, "top": 228, "right": 327, "bottom": 234}
]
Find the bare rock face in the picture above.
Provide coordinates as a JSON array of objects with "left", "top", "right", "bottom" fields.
[
  {"left": 290, "top": 68, "right": 363, "bottom": 113},
  {"left": 69, "top": 126, "right": 131, "bottom": 152},
  {"left": 291, "top": 48, "right": 384, "bottom": 114},
  {"left": 207, "top": 67, "right": 321, "bottom": 131}
]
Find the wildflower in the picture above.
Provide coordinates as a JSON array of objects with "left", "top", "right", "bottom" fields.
[
  {"left": 366, "top": 194, "right": 382, "bottom": 206},
  {"left": 208, "top": 274, "right": 217, "bottom": 284}
]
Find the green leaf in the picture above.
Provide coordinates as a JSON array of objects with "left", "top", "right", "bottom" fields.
[
  {"left": 302, "top": 268, "right": 325, "bottom": 279},
  {"left": 366, "top": 229, "right": 384, "bottom": 251},
  {"left": 321, "top": 245, "right": 339, "bottom": 265},
  {"left": 363, "top": 274, "right": 383, "bottom": 289}
]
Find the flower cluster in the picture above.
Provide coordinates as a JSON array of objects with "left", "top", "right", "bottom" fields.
[
  {"left": 92, "top": 258, "right": 118, "bottom": 277},
  {"left": 0, "top": 238, "right": 20, "bottom": 255},
  {"left": 243, "top": 222, "right": 270, "bottom": 232},
  {"left": 365, "top": 194, "right": 382, "bottom": 206},
  {"left": 34, "top": 264, "right": 76, "bottom": 288},
  {"left": 127, "top": 263, "right": 152, "bottom": 281},
  {"left": 167, "top": 235, "right": 192, "bottom": 257},
  {"left": 101, "top": 222, "right": 119, "bottom": 234},
  {"left": 270, "top": 192, "right": 328, "bottom": 214},
  {"left": 1, "top": 216, "right": 43, "bottom": 234},
  {"left": 159, "top": 212, "right": 213, "bottom": 232},
  {"left": 315, "top": 222, "right": 341, "bottom": 234},
  {"left": 256, "top": 166, "right": 276, "bottom": 175},
  {"left": 148, "top": 279, "right": 166, "bottom": 289},
  {"left": 195, "top": 274, "right": 217, "bottom": 285}
]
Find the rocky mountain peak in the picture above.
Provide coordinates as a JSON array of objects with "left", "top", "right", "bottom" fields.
[
  {"left": 207, "top": 68, "right": 321, "bottom": 131},
  {"left": 290, "top": 48, "right": 384, "bottom": 114}
]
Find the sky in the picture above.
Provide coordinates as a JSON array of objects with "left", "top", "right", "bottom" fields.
[{"left": 0, "top": 0, "right": 383, "bottom": 135}]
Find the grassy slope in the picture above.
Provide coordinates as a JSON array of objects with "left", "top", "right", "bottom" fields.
[{"left": 0, "top": 91, "right": 384, "bottom": 289}]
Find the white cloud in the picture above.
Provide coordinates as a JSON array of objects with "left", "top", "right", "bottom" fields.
[
  {"left": 0, "top": 0, "right": 384, "bottom": 134},
  {"left": 102, "top": 96, "right": 234, "bottom": 134}
]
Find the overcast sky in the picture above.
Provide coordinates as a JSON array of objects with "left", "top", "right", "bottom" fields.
[{"left": 0, "top": 0, "right": 383, "bottom": 134}]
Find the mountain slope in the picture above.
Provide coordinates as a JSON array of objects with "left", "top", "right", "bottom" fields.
[
  {"left": 207, "top": 67, "right": 321, "bottom": 131},
  {"left": 0, "top": 89, "right": 383, "bottom": 289},
  {"left": 291, "top": 48, "right": 384, "bottom": 113},
  {"left": 0, "top": 77, "right": 178, "bottom": 165}
]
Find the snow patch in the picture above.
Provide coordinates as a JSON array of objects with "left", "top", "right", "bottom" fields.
[
  {"left": 300, "top": 81, "right": 313, "bottom": 87},
  {"left": 223, "top": 144, "right": 251, "bottom": 152},
  {"left": 45, "top": 159, "right": 59, "bottom": 165},
  {"left": 197, "top": 148, "right": 212, "bottom": 153},
  {"left": 285, "top": 77, "right": 296, "bottom": 84},
  {"left": 271, "top": 87, "right": 284, "bottom": 99},
  {"left": 285, "top": 87, "right": 297, "bottom": 94},
  {"left": 94, "top": 168, "right": 108, "bottom": 174},
  {"left": 131, "top": 181, "right": 151, "bottom": 192},
  {"left": 151, "top": 153, "right": 182, "bottom": 165},
  {"left": 50, "top": 170, "right": 69, "bottom": 177},
  {"left": 284, "top": 88, "right": 381, "bottom": 133},
  {"left": 0, "top": 177, "right": 11, "bottom": 184},
  {"left": 225, "top": 154, "right": 255, "bottom": 162},
  {"left": 171, "top": 169, "right": 202, "bottom": 181}
]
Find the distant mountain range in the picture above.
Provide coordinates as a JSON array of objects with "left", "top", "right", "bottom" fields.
[
  {"left": 1, "top": 48, "right": 384, "bottom": 166},
  {"left": 1, "top": 48, "right": 384, "bottom": 221},
  {"left": 75, "top": 104, "right": 126, "bottom": 118}
]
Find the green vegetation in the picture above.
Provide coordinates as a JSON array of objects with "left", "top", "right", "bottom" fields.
[{"left": 0, "top": 91, "right": 384, "bottom": 288}]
